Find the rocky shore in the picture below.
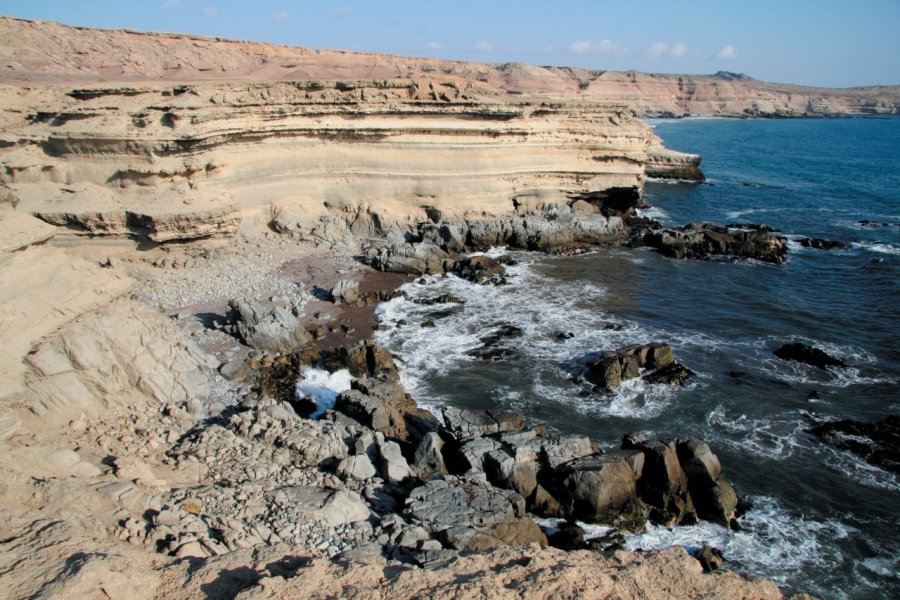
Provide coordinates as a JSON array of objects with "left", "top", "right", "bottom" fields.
[{"left": 0, "top": 15, "right": 865, "bottom": 599}]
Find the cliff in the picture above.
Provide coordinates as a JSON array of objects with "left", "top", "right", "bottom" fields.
[
  {"left": 1, "top": 79, "right": 698, "bottom": 243},
  {"left": 1, "top": 15, "right": 897, "bottom": 117}
]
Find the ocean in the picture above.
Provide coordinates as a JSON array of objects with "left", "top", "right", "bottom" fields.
[{"left": 372, "top": 117, "right": 900, "bottom": 598}]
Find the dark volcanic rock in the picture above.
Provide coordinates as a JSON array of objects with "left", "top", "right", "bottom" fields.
[
  {"left": 797, "top": 237, "right": 847, "bottom": 249},
  {"left": 807, "top": 415, "right": 900, "bottom": 474},
  {"left": 774, "top": 342, "right": 846, "bottom": 369},
  {"left": 641, "top": 223, "right": 787, "bottom": 264}
]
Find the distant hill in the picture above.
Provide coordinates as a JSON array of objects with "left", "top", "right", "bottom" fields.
[{"left": 1, "top": 15, "right": 898, "bottom": 116}]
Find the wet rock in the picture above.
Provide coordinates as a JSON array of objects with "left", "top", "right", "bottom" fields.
[
  {"left": 807, "top": 415, "right": 900, "bottom": 474},
  {"left": 412, "top": 294, "right": 465, "bottom": 306},
  {"left": 676, "top": 439, "right": 739, "bottom": 528},
  {"left": 622, "top": 436, "right": 696, "bottom": 526},
  {"left": 642, "top": 223, "right": 787, "bottom": 264},
  {"left": 643, "top": 362, "right": 695, "bottom": 386},
  {"left": 467, "top": 323, "right": 524, "bottom": 361},
  {"left": 322, "top": 341, "right": 400, "bottom": 380},
  {"left": 405, "top": 475, "right": 546, "bottom": 550},
  {"left": 454, "top": 255, "right": 507, "bottom": 285},
  {"left": 774, "top": 342, "right": 846, "bottom": 369},
  {"left": 585, "top": 343, "right": 680, "bottom": 392},
  {"left": 229, "top": 298, "right": 313, "bottom": 354},
  {"left": 797, "top": 237, "right": 846, "bottom": 250},
  {"left": 555, "top": 452, "right": 647, "bottom": 531}
]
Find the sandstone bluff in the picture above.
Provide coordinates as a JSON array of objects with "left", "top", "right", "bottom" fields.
[{"left": 0, "top": 16, "right": 866, "bottom": 599}]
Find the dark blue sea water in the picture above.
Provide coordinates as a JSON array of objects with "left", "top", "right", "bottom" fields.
[{"left": 373, "top": 117, "right": 900, "bottom": 598}]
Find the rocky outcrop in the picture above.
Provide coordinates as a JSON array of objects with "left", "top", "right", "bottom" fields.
[
  {"left": 641, "top": 223, "right": 788, "bottom": 264},
  {"left": 645, "top": 145, "right": 705, "bottom": 181},
  {"left": 586, "top": 343, "right": 693, "bottom": 392}
]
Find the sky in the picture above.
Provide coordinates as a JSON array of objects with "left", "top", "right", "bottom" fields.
[{"left": 1, "top": 0, "right": 898, "bottom": 88}]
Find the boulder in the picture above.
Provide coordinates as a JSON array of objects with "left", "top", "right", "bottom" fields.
[
  {"left": 335, "top": 378, "right": 438, "bottom": 445},
  {"left": 405, "top": 475, "right": 546, "bottom": 550},
  {"left": 676, "top": 439, "right": 738, "bottom": 527},
  {"left": 773, "top": 342, "right": 846, "bottom": 369},
  {"left": 337, "top": 454, "right": 378, "bottom": 480},
  {"left": 467, "top": 324, "right": 524, "bottom": 362},
  {"left": 555, "top": 452, "right": 647, "bottom": 531},
  {"left": 442, "top": 408, "right": 526, "bottom": 441},
  {"left": 322, "top": 341, "right": 400, "bottom": 380},
  {"left": 623, "top": 437, "right": 696, "bottom": 526},
  {"left": 331, "top": 279, "right": 360, "bottom": 304},
  {"left": 272, "top": 486, "right": 370, "bottom": 526},
  {"left": 378, "top": 439, "right": 414, "bottom": 482},
  {"left": 229, "top": 299, "right": 313, "bottom": 354},
  {"left": 586, "top": 343, "right": 684, "bottom": 392},
  {"left": 411, "top": 432, "right": 448, "bottom": 480}
]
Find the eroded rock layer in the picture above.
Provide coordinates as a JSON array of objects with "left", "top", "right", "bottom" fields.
[{"left": 1, "top": 80, "right": 687, "bottom": 242}]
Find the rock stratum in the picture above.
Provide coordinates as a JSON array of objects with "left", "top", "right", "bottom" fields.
[
  {"left": 2, "top": 15, "right": 898, "bottom": 117},
  {"left": 0, "top": 15, "right": 824, "bottom": 600}
]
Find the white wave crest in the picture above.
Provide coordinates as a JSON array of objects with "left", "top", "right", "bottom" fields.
[{"left": 295, "top": 367, "right": 353, "bottom": 419}]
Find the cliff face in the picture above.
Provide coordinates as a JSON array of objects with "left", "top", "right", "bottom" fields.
[
  {"left": 1, "top": 79, "right": 686, "bottom": 241},
  {"left": 1, "top": 15, "right": 897, "bottom": 117}
]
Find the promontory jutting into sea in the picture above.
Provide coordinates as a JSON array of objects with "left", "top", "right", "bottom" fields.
[{"left": 0, "top": 10, "right": 897, "bottom": 600}]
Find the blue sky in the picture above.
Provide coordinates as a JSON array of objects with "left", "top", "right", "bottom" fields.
[{"left": 1, "top": 0, "right": 898, "bottom": 87}]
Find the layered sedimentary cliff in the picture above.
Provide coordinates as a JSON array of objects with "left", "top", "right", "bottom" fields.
[
  {"left": 1, "top": 79, "right": 699, "bottom": 244},
  {"left": 2, "top": 15, "right": 898, "bottom": 117}
]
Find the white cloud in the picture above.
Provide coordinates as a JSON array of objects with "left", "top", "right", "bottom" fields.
[
  {"left": 567, "top": 39, "right": 625, "bottom": 56},
  {"left": 276, "top": 10, "right": 290, "bottom": 23},
  {"left": 716, "top": 45, "right": 737, "bottom": 59},
  {"left": 646, "top": 42, "right": 688, "bottom": 59},
  {"left": 163, "top": 0, "right": 181, "bottom": 8},
  {"left": 331, "top": 6, "right": 353, "bottom": 19},
  {"left": 473, "top": 40, "right": 493, "bottom": 52},
  {"left": 202, "top": 6, "right": 219, "bottom": 18},
  {"left": 425, "top": 41, "right": 443, "bottom": 50}
]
